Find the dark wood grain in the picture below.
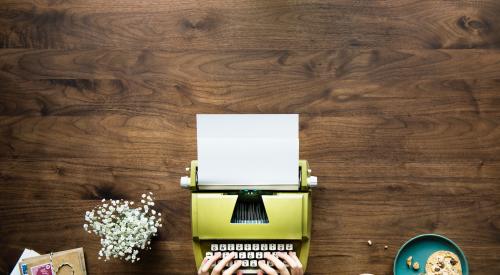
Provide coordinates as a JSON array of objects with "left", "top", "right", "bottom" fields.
[
  {"left": 1, "top": 0, "right": 500, "bottom": 50},
  {"left": 1, "top": 0, "right": 500, "bottom": 274},
  {"left": 2, "top": 49, "right": 500, "bottom": 81}
]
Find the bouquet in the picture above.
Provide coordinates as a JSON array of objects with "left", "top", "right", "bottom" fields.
[{"left": 83, "top": 192, "right": 162, "bottom": 262}]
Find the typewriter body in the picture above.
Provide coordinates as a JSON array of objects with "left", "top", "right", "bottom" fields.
[{"left": 180, "top": 114, "right": 318, "bottom": 274}]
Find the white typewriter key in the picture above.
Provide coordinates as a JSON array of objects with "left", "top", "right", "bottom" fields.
[
  {"left": 239, "top": 252, "right": 246, "bottom": 259},
  {"left": 286, "top": 243, "right": 293, "bottom": 250},
  {"left": 252, "top": 244, "right": 259, "bottom": 251},
  {"left": 269, "top": 243, "right": 276, "bottom": 250},
  {"left": 256, "top": 252, "right": 263, "bottom": 259},
  {"left": 244, "top": 244, "right": 252, "bottom": 251},
  {"left": 277, "top": 244, "right": 285, "bottom": 251},
  {"left": 250, "top": 260, "right": 258, "bottom": 267},
  {"left": 226, "top": 260, "right": 233, "bottom": 267},
  {"left": 227, "top": 243, "right": 235, "bottom": 251},
  {"left": 272, "top": 252, "right": 278, "bottom": 257},
  {"left": 260, "top": 243, "right": 268, "bottom": 251},
  {"left": 242, "top": 260, "right": 249, "bottom": 267},
  {"left": 205, "top": 252, "right": 213, "bottom": 257},
  {"left": 236, "top": 243, "right": 243, "bottom": 251},
  {"left": 223, "top": 252, "right": 230, "bottom": 258},
  {"left": 247, "top": 252, "right": 254, "bottom": 259},
  {"left": 263, "top": 252, "right": 271, "bottom": 258},
  {"left": 211, "top": 244, "right": 218, "bottom": 251},
  {"left": 219, "top": 244, "right": 227, "bottom": 251},
  {"left": 267, "top": 260, "right": 274, "bottom": 267}
]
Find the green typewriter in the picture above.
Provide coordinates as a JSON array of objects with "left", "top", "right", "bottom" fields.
[{"left": 180, "top": 114, "right": 318, "bottom": 274}]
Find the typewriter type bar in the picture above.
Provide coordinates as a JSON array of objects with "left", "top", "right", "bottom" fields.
[{"left": 230, "top": 191, "right": 269, "bottom": 224}]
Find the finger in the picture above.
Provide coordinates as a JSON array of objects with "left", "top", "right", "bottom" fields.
[
  {"left": 200, "top": 252, "right": 221, "bottom": 273},
  {"left": 258, "top": 260, "right": 278, "bottom": 275},
  {"left": 198, "top": 256, "right": 209, "bottom": 275},
  {"left": 212, "top": 252, "right": 236, "bottom": 274},
  {"left": 277, "top": 252, "right": 299, "bottom": 270},
  {"left": 257, "top": 270, "right": 264, "bottom": 275},
  {"left": 223, "top": 260, "right": 242, "bottom": 275},
  {"left": 237, "top": 271, "right": 244, "bottom": 275},
  {"left": 199, "top": 257, "right": 210, "bottom": 274},
  {"left": 264, "top": 254, "right": 289, "bottom": 275},
  {"left": 288, "top": 252, "right": 303, "bottom": 274}
]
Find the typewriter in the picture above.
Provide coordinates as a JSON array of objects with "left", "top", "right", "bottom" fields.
[{"left": 180, "top": 114, "right": 318, "bottom": 274}]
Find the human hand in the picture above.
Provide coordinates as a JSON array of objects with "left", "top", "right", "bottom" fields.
[
  {"left": 257, "top": 251, "right": 303, "bottom": 275},
  {"left": 198, "top": 252, "right": 243, "bottom": 275}
]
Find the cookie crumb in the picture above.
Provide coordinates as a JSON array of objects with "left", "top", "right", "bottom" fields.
[
  {"left": 384, "top": 245, "right": 388, "bottom": 249},
  {"left": 406, "top": 256, "right": 412, "bottom": 267},
  {"left": 367, "top": 240, "right": 372, "bottom": 246}
]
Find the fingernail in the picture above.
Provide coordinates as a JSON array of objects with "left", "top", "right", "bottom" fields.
[
  {"left": 236, "top": 260, "right": 242, "bottom": 264},
  {"left": 215, "top": 252, "right": 221, "bottom": 256},
  {"left": 290, "top": 251, "right": 296, "bottom": 256}
]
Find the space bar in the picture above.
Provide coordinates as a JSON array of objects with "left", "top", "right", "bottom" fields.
[{"left": 239, "top": 269, "right": 259, "bottom": 274}]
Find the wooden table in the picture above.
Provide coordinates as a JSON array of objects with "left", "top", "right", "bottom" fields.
[{"left": 1, "top": 1, "right": 499, "bottom": 274}]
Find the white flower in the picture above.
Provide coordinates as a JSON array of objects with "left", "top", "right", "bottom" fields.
[{"left": 83, "top": 193, "right": 163, "bottom": 263}]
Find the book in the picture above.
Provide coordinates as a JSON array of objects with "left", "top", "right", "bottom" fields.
[{"left": 18, "top": 248, "right": 87, "bottom": 275}]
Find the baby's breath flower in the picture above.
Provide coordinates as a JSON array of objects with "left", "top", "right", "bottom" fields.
[{"left": 84, "top": 193, "right": 162, "bottom": 262}]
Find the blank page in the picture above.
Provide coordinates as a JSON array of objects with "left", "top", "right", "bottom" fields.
[{"left": 197, "top": 114, "right": 299, "bottom": 190}]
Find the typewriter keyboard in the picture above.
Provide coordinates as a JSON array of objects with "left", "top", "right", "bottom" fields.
[{"left": 205, "top": 242, "right": 296, "bottom": 274}]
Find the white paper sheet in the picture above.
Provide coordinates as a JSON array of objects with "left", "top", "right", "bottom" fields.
[
  {"left": 10, "top": 249, "right": 40, "bottom": 275},
  {"left": 196, "top": 114, "right": 299, "bottom": 190}
]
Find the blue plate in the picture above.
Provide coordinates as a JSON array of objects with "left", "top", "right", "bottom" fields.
[{"left": 394, "top": 234, "right": 469, "bottom": 275}]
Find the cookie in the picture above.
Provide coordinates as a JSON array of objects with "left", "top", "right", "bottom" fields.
[{"left": 425, "top": 250, "right": 462, "bottom": 275}]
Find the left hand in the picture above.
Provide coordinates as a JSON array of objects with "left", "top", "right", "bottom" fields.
[{"left": 198, "top": 252, "right": 243, "bottom": 275}]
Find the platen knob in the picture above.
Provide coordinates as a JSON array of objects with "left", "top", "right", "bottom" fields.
[
  {"left": 307, "top": 176, "right": 318, "bottom": 188},
  {"left": 180, "top": 176, "right": 191, "bottom": 189}
]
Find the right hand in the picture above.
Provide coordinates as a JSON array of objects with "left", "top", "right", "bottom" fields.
[
  {"left": 257, "top": 251, "right": 304, "bottom": 275},
  {"left": 198, "top": 252, "right": 243, "bottom": 275}
]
